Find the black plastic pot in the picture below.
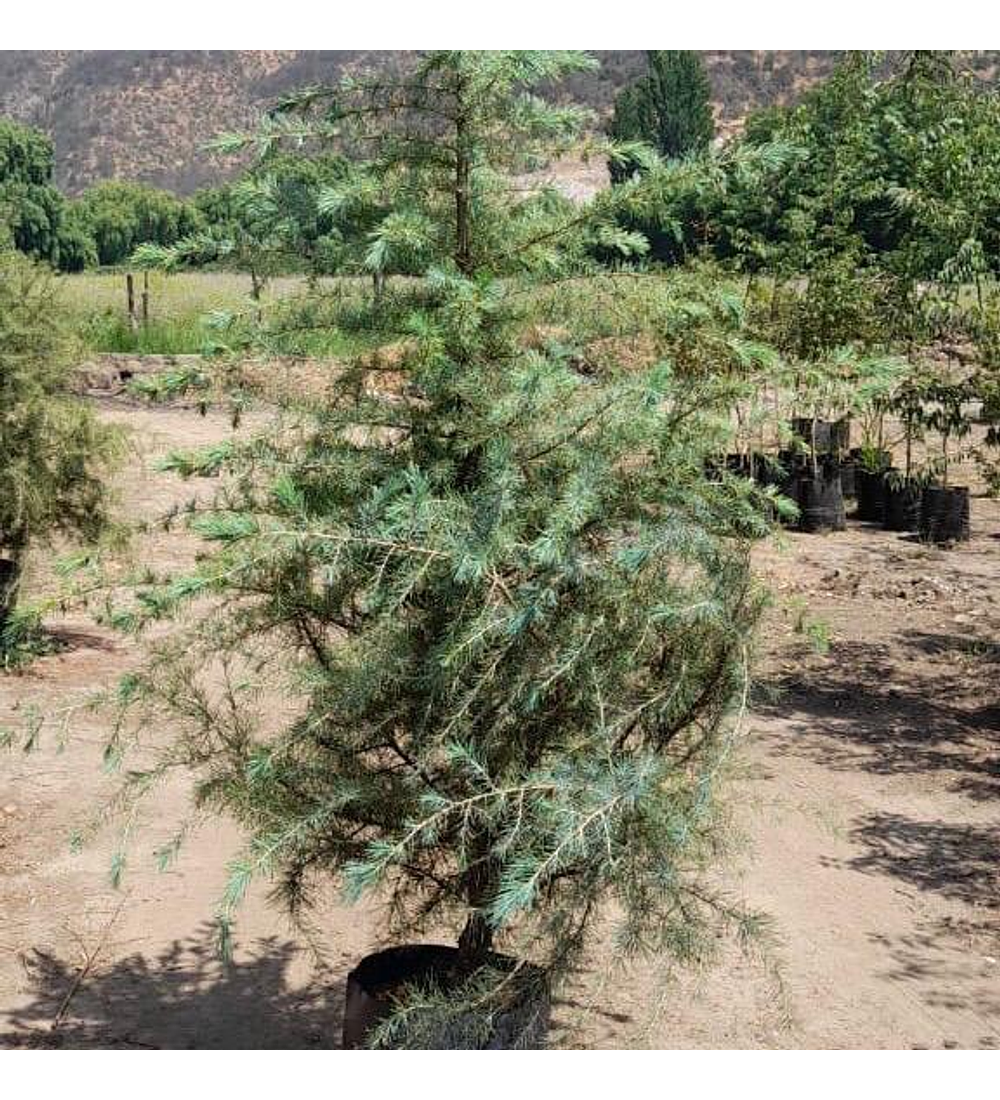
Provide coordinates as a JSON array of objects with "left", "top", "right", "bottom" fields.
[
  {"left": 342, "top": 945, "right": 550, "bottom": 1050},
  {"left": 794, "top": 458, "right": 846, "bottom": 533},
  {"left": 919, "top": 486, "right": 971, "bottom": 545},
  {"left": 883, "top": 476, "right": 923, "bottom": 533},
  {"left": 791, "top": 417, "right": 851, "bottom": 455},
  {"left": 839, "top": 457, "right": 857, "bottom": 500},
  {"left": 777, "top": 448, "right": 809, "bottom": 469},
  {"left": 854, "top": 456, "right": 892, "bottom": 522},
  {"left": 0, "top": 559, "right": 17, "bottom": 635}
]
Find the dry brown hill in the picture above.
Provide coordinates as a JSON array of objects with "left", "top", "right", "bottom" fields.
[{"left": 0, "top": 50, "right": 994, "bottom": 195}]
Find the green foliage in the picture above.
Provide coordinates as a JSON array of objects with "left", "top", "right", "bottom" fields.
[
  {"left": 71, "top": 180, "right": 204, "bottom": 267},
  {"left": 0, "top": 252, "right": 125, "bottom": 653},
  {"left": 788, "top": 597, "right": 831, "bottom": 656},
  {"left": 55, "top": 205, "right": 99, "bottom": 272},
  {"left": 0, "top": 602, "right": 61, "bottom": 671},
  {"left": 0, "top": 118, "right": 77, "bottom": 270},
  {"left": 603, "top": 52, "right": 719, "bottom": 265},
  {"left": 762, "top": 252, "right": 893, "bottom": 360},
  {"left": 722, "top": 51, "right": 1000, "bottom": 286},
  {"left": 75, "top": 311, "right": 213, "bottom": 356},
  {"left": 136, "top": 154, "right": 356, "bottom": 292},
  {"left": 0, "top": 121, "right": 218, "bottom": 272}
]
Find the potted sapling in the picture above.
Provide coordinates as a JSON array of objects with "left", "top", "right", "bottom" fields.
[
  {"left": 919, "top": 378, "right": 974, "bottom": 544},
  {"left": 848, "top": 356, "right": 909, "bottom": 523},
  {"left": 786, "top": 355, "right": 848, "bottom": 533},
  {"left": 883, "top": 375, "right": 935, "bottom": 533},
  {"left": 88, "top": 52, "right": 778, "bottom": 1050}
]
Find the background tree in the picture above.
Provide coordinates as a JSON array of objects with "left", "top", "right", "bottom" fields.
[
  {"left": 0, "top": 252, "right": 123, "bottom": 647},
  {"left": 608, "top": 50, "right": 715, "bottom": 182},
  {"left": 70, "top": 180, "right": 203, "bottom": 267},
  {"left": 0, "top": 118, "right": 78, "bottom": 270},
  {"left": 721, "top": 50, "right": 1000, "bottom": 290},
  {"left": 188, "top": 153, "right": 356, "bottom": 278},
  {"left": 132, "top": 155, "right": 360, "bottom": 320},
  {"left": 602, "top": 52, "right": 728, "bottom": 265}
]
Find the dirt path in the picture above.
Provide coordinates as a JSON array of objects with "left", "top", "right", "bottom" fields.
[{"left": 1, "top": 397, "right": 997, "bottom": 1049}]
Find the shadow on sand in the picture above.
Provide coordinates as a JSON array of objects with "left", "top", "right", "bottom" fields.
[
  {"left": 0, "top": 924, "right": 345, "bottom": 1049},
  {"left": 758, "top": 632, "right": 1000, "bottom": 802}
]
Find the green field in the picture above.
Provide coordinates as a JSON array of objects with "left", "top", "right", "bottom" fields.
[{"left": 56, "top": 271, "right": 383, "bottom": 357}]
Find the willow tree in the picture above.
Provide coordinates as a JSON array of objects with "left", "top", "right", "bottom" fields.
[
  {"left": 105, "top": 52, "right": 775, "bottom": 1047},
  {"left": 0, "top": 253, "right": 122, "bottom": 652},
  {"left": 0, "top": 120, "right": 91, "bottom": 272}
]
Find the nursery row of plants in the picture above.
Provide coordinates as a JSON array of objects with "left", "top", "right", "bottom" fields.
[
  {"left": 717, "top": 366, "right": 983, "bottom": 544},
  {"left": 723, "top": 429, "right": 974, "bottom": 542}
]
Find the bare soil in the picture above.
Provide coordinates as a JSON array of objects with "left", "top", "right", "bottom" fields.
[{"left": 1, "top": 396, "right": 997, "bottom": 1049}]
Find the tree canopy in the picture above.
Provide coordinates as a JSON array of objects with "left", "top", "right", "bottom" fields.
[{"left": 0, "top": 119, "right": 71, "bottom": 268}]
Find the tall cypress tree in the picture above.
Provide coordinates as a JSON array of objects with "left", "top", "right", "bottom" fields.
[{"left": 609, "top": 50, "right": 715, "bottom": 181}]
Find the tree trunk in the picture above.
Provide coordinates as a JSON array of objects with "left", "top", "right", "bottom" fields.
[
  {"left": 372, "top": 270, "right": 385, "bottom": 306},
  {"left": 457, "top": 854, "right": 496, "bottom": 966},
  {"left": 454, "top": 78, "right": 473, "bottom": 276}
]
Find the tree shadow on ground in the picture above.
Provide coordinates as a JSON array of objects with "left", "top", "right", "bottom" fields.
[
  {"left": 756, "top": 633, "right": 999, "bottom": 802},
  {"left": 844, "top": 813, "right": 999, "bottom": 910},
  {"left": 902, "top": 632, "right": 1000, "bottom": 665},
  {"left": 867, "top": 915, "right": 1000, "bottom": 1048},
  {"left": 548, "top": 993, "right": 633, "bottom": 1048},
  {"left": 0, "top": 924, "right": 344, "bottom": 1049}
]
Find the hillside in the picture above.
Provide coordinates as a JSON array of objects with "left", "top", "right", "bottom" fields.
[
  {"left": 0, "top": 50, "right": 995, "bottom": 195},
  {"left": 0, "top": 50, "right": 836, "bottom": 193}
]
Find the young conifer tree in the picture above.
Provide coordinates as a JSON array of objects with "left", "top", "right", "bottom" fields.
[{"left": 106, "top": 52, "right": 774, "bottom": 1047}]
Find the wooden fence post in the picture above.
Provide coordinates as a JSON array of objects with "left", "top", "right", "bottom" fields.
[{"left": 126, "top": 273, "right": 137, "bottom": 331}]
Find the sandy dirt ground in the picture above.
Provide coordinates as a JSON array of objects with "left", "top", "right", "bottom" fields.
[{"left": 1, "top": 396, "right": 997, "bottom": 1049}]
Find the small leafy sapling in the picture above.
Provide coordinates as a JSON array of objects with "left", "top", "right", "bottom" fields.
[
  {"left": 885, "top": 371, "right": 940, "bottom": 488},
  {"left": 788, "top": 349, "right": 905, "bottom": 479},
  {"left": 919, "top": 378, "right": 975, "bottom": 488}
]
